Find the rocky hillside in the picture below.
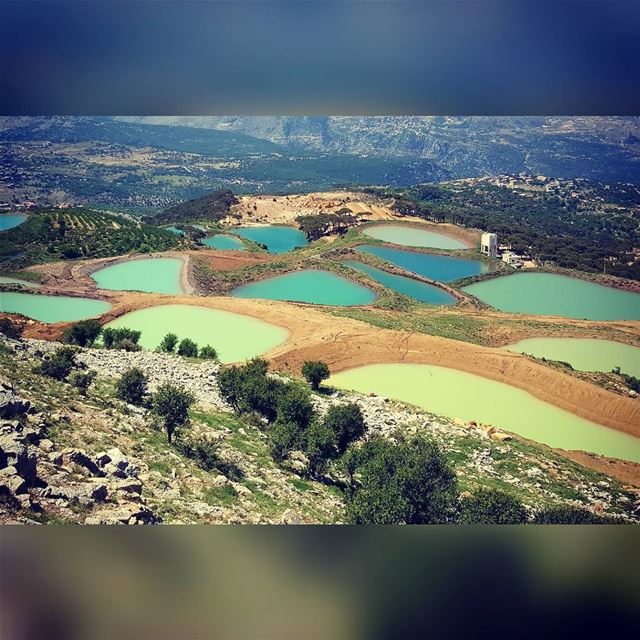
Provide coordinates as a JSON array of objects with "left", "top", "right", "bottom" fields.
[
  {"left": 1, "top": 334, "right": 637, "bottom": 525},
  {"left": 119, "top": 116, "right": 640, "bottom": 184}
]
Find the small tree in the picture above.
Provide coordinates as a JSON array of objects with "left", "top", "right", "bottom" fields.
[
  {"left": 152, "top": 383, "right": 195, "bottom": 444},
  {"left": 218, "top": 366, "right": 243, "bottom": 412},
  {"left": 0, "top": 318, "right": 23, "bottom": 339},
  {"left": 177, "top": 338, "right": 199, "bottom": 358},
  {"left": 69, "top": 370, "right": 96, "bottom": 395},
  {"left": 269, "top": 420, "right": 305, "bottom": 463},
  {"left": 459, "top": 488, "right": 528, "bottom": 524},
  {"left": 345, "top": 436, "right": 458, "bottom": 525},
  {"left": 199, "top": 345, "right": 218, "bottom": 360},
  {"left": 302, "top": 361, "right": 330, "bottom": 391},
  {"left": 532, "top": 506, "right": 619, "bottom": 525},
  {"left": 35, "top": 346, "right": 77, "bottom": 381},
  {"left": 323, "top": 403, "right": 366, "bottom": 454},
  {"left": 159, "top": 332, "right": 179, "bottom": 353},
  {"left": 103, "top": 327, "right": 142, "bottom": 350},
  {"left": 305, "top": 421, "right": 337, "bottom": 476},
  {"left": 115, "top": 367, "right": 148, "bottom": 406},
  {"left": 62, "top": 319, "right": 102, "bottom": 347},
  {"left": 276, "top": 385, "right": 314, "bottom": 430}
]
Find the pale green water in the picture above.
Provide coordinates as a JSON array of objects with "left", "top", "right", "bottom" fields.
[
  {"left": 202, "top": 234, "right": 245, "bottom": 250},
  {"left": 165, "top": 226, "right": 184, "bottom": 235},
  {"left": 0, "top": 292, "right": 111, "bottom": 323},
  {"left": 343, "top": 260, "right": 455, "bottom": 305},
  {"left": 92, "top": 258, "right": 183, "bottom": 294},
  {"left": 104, "top": 304, "right": 287, "bottom": 362},
  {"left": 0, "top": 214, "right": 26, "bottom": 231},
  {"left": 363, "top": 224, "right": 469, "bottom": 249},
  {"left": 463, "top": 272, "right": 640, "bottom": 320},
  {"left": 232, "top": 269, "right": 376, "bottom": 306},
  {"left": 330, "top": 363, "right": 640, "bottom": 462},
  {"left": 233, "top": 226, "right": 308, "bottom": 254},
  {"left": 0, "top": 276, "right": 40, "bottom": 289},
  {"left": 504, "top": 338, "right": 640, "bottom": 377}
]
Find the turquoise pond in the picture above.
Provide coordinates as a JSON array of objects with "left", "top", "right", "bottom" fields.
[
  {"left": 232, "top": 269, "right": 376, "bottom": 306},
  {"left": 233, "top": 226, "right": 307, "bottom": 254},
  {"left": 362, "top": 224, "right": 469, "bottom": 249},
  {"left": 202, "top": 234, "right": 245, "bottom": 250},
  {"left": 165, "top": 226, "right": 184, "bottom": 235},
  {"left": 0, "top": 292, "right": 111, "bottom": 323},
  {"left": 357, "top": 245, "right": 488, "bottom": 283},
  {"left": 91, "top": 258, "right": 183, "bottom": 295},
  {"left": 0, "top": 214, "right": 26, "bottom": 232},
  {"left": 463, "top": 272, "right": 640, "bottom": 321},
  {"left": 343, "top": 260, "right": 456, "bottom": 305}
]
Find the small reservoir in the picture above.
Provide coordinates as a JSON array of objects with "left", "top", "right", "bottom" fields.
[
  {"left": 0, "top": 214, "right": 26, "bottom": 232},
  {"left": 104, "top": 304, "right": 287, "bottom": 362},
  {"left": 232, "top": 269, "right": 376, "bottom": 306},
  {"left": 92, "top": 258, "right": 184, "bottom": 295},
  {"left": 202, "top": 234, "right": 245, "bottom": 250},
  {"left": 362, "top": 224, "right": 469, "bottom": 249},
  {"left": 0, "top": 292, "right": 111, "bottom": 323},
  {"left": 233, "top": 226, "right": 307, "bottom": 254}
]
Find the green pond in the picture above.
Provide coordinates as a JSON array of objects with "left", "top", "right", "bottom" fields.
[
  {"left": 343, "top": 260, "right": 456, "bottom": 305},
  {"left": 92, "top": 258, "right": 183, "bottom": 295},
  {"left": 358, "top": 245, "right": 488, "bottom": 283},
  {"left": 233, "top": 226, "right": 308, "bottom": 254},
  {"left": 202, "top": 234, "right": 245, "bottom": 250},
  {"left": 463, "top": 272, "right": 640, "bottom": 320},
  {"left": 165, "top": 226, "right": 184, "bottom": 235},
  {"left": 0, "top": 214, "right": 26, "bottom": 231},
  {"left": 504, "top": 338, "right": 640, "bottom": 377},
  {"left": 0, "top": 292, "right": 111, "bottom": 323},
  {"left": 104, "top": 304, "right": 287, "bottom": 362},
  {"left": 0, "top": 276, "right": 40, "bottom": 289},
  {"left": 232, "top": 269, "right": 376, "bottom": 306},
  {"left": 330, "top": 363, "right": 640, "bottom": 463},
  {"left": 362, "top": 224, "right": 469, "bottom": 249}
]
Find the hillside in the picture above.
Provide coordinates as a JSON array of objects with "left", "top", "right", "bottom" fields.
[
  {"left": 152, "top": 189, "right": 239, "bottom": 224},
  {"left": 1, "top": 334, "right": 637, "bottom": 524},
  {"left": 0, "top": 208, "right": 180, "bottom": 269},
  {"left": 119, "top": 116, "right": 640, "bottom": 184},
  {"left": 370, "top": 176, "right": 640, "bottom": 280}
]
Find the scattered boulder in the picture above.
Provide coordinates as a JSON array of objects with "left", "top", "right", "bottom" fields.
[{"left": 0, "top": 385, "right": 32, "bottom": 420}]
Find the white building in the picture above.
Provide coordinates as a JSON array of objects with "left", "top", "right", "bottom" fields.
[
  {"left": 480, "top": 232, "right": 498, "bottom": 258},
  {"left": 501, "top": 251, "right": 523, "bottom": 268}
]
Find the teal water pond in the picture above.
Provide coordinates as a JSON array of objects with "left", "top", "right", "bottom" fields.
[
  {"left": 358, "top": 245, "right": 488, "bottom": 283},
  {"left": 92, "top": 258, "right": 183, "bottom": 295},
  {"left": 362, "top": 224, "right": 469, "bottom": 249},
  {"left": 165, "top": 226, "right": 184, "bottom": 235},
  {"left": 463, "top": 272, "right": 640, "bottom": 320},
  {"left": 0, "top": 292, "right": 111, "bottom": 323},
  {"left": 202, "top": 234, "right": 245, "bottom": 250},
  {"left": 0, "top": 214, "right": 26, "bottom": 232},
  {"left": 330, "top": 363, "right": 640, "bottom": 463},
  {"left": 343, "top": 260, "right": 456, "bottom": 305},
  {"left": 504, "top": 338, "right": 640, "bottom": 377},
  {"left": 104, "top": 304, "right": 288, "bottom": 362},
  {"left": 232, "top": 269, "right": 376, "bottom": 306},
  {"left": 233, "top": 226, "right": 307, "bottom": 254}
]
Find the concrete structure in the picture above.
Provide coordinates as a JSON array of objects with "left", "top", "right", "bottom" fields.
[
  {"left": 481, "top": 232, "right": 498, "bottom": 258},
  {"left": 501, "top": 251, "right": 523, "bottom": 268}
]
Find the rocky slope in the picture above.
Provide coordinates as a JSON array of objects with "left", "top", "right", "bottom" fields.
[{"left": 1, "top": 335, "right": 638, "bottom": 524}]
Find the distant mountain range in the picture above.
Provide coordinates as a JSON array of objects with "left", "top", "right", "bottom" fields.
[{"left": 118, "top": 116, "right": 640, "bottom": 183}]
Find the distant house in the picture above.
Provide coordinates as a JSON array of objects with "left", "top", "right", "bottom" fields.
[
  {"left": 480, "top": 232, "right": 498, "bottom": 258},
  {"left": 501, "top": 251, "right": 523, "bottom": 268}
]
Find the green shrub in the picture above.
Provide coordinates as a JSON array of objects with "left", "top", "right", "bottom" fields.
[
  {"left": 459, "top": 489, "right": 528, "bottom": 524},
  {"left": 269, "top": 420, "right": 305, "bottom": 463},
  {"left": 199, "top": 345, "right": 218, "bottom": 360},
  {"left": 62, "top": 319, "right": 102, "bottom": 347},
  {"left": 305, "top": 421, "right": 337, "bottom": 476},
  {"left": 276, "top": 385, "right": 314, "bottom": 430},
  {"left": 177, "top": 338, "right": 199, "bottom": 358},
  {"left": 152, "top": 383, "right": 195, "bottom": 443},
  {"left": 102, "top": 327, "right": 141, "bottom": 350},
  {"left": 301, "top": 360, "right": 330, "bottom": 391},
  {"left": 115, "top": 367, "right": 148, "bottom": 406},
  {"left": 34, "top": 346, "right": 77, "bottom": 381},
  {"left": 159, "top": 332, "right": 178, "bottom": 353},
  {"left": 323, "top": 403, "right": 366, "bottom": 454},
  {"left": 532, "top": 506, "right": 621, "bottom": 524},
  {"left": 0, "top": 318, "right": 23, "bottom": 339},
  {"left": 176, "top": 437, "right": 244, "bottom": 480},
  {"left": 69, "top": 370, "right": 96, "bottom": 395},
  {"left": 345, "top": 436, "right": 458, "bottom": 524}
]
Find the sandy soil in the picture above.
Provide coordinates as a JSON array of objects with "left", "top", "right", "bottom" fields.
[{"left": 230, "top": 191, "right": 398, "bottom": 225}]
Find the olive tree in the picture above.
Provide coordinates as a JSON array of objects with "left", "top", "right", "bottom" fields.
[
  {"left": 301, "top": 361, "right": 330, "bottom": 391},
  {"left": 152, "top": 383, "right": 195, "bottom": 444}
]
